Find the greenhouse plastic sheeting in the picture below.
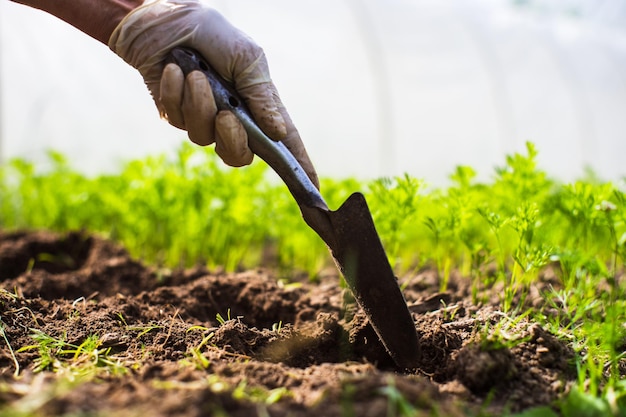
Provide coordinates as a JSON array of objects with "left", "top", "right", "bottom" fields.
[{"left": 1, "top": 0, "right": 625, "bottom": 185}]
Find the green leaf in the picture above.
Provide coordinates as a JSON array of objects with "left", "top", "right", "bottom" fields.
[{"left": 560, "top": 388, "right": 612, "bottom": 417}]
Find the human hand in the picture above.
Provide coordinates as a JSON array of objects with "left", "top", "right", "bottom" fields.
[{"left": 108, "top": 0, "right": 318, "bottom": 186}]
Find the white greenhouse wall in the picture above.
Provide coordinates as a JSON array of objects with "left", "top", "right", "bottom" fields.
[{"left": 1, "top": 0, "right": 626, "bottom": 186}]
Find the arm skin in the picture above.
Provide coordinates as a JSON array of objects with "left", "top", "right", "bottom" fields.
[{"left": 9, "top": 0, "right": 143, "bottom": 44}]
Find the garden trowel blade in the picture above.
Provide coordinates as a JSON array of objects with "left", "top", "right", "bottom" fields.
[{"left": 322, "top": 192, "right": 420, "bottom": 370}]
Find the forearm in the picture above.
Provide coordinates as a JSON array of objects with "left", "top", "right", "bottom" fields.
[{"left": 10, "top": 0, "right": 144, "bottom": 44}]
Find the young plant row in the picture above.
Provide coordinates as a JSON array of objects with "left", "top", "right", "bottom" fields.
[
  {"left": 1, "top": 143, "right": 624, "bottom": 294},
  {"left": 0, "top": 144, "right": 340, "bottom": 273}
]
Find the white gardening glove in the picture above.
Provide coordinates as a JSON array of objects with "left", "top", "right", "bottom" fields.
[{"left": 108, "top": 0, "right": 318, "bottom": 185}]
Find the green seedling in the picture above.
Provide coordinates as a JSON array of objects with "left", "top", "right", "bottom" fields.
[
  {"left": 17, "top": 330, "right": 67, "bottom": 373},
  {"left": 439, "top": 299, "right": 460, "bottom": 322},
  {"left": 115, "top": 312, "right": 128, "bottom": 326},
  {"left": 216, "top": 309, "right": 232, "bottom": 326},
  {"left": 115, "top": 312, "right": 164, "bottom": 338},
  {"left": 367, "top": 174, "right": 423, "bottom": 272},
  {"left": 183, "top": 326, "right": 215, "bottom": 370},
  {"left": 17, "top": 330, "right": 126, "bottom": 377},
  {"left": 0, "top": 317, "right": 19, "bottom": 377},
  {"left": 271, "top": 321, "right": 283, "bottom": 334},
  {"left": 477, "top": 312, "right": 533, "bottom": 352},
  {"left": 232, "top": 379, "right": 292, "bottom": 406},
  {"left": 127, "top": 324, "right": 164, "bottom": 338},
  {"left": 377, "top": 377, "right": 418, "bottom": 417}
]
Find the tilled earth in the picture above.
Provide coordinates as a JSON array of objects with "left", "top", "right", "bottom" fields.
[{"left": 0, "top": 230, "right": 577, "bottom": 416}]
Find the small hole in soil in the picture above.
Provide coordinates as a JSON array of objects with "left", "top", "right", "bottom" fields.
[{"left": 0, "top": 231, "right": 92, "bottom": 279}]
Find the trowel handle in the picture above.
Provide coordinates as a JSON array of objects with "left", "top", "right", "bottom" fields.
[{"left": 166, "top": 47, "right": 328, "bottom": 211}]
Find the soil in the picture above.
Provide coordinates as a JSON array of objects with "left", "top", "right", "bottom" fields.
[{"left": 0, "top": 230, "right": 578, "bottom": 416}]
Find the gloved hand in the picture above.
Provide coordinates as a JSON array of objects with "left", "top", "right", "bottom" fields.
[{"left": 108, "top": 0, "right": 318, "bottom": 186}]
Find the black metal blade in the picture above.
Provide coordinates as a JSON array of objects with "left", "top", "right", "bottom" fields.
[{"left": 325, "top": 192, "right": 420, "bottom": 370}]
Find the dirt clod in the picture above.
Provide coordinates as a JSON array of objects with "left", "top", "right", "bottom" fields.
[{"left": 455, "top": 345, "right": 517, "bottom": 395}]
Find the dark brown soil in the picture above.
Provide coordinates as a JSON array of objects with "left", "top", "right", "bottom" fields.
[{"left": 0, "top": 230, "right": 577, "bottom": 416}]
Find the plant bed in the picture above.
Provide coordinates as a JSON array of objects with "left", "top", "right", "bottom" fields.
[{"left": 0, "top": 230, "right": 583, "bottom": 416}]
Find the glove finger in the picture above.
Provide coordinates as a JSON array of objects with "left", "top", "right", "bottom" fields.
[
  {"left": 238, "top": 83, "right": 287, "bottom": 141},
  {"left": 215, "top": 110, "right": 254, "bottom": 167},
  {"left": 159, "top": 63, "right": 185, "bottom": 129},
  {"left": 271, "top": 86, "right": 320, "bottom": 189},
  {"left": 182, "top": 70, "right": 217, "bottom": 146}
]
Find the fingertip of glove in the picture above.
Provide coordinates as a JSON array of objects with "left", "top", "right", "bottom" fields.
[{"left": 215, "top": 111, "right": 254, "bottom": 167}]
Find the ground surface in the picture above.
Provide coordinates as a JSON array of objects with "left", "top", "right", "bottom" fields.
[{"left": 0, "top": 230, "right": 577, "bottom": 416}]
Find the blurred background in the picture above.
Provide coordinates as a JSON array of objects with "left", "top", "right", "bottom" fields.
[{"left": 1, "top": 0, "right": 625, "bottom": 186}]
